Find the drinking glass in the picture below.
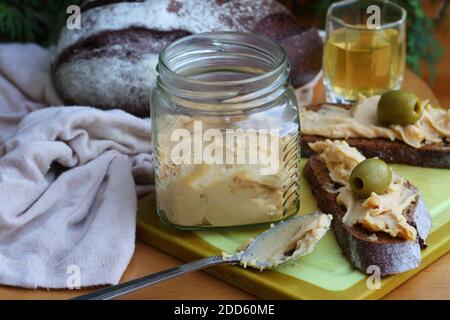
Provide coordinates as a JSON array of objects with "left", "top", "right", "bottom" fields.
[{"left": 323, "top": 0, "right": 406, "bottom": 103}]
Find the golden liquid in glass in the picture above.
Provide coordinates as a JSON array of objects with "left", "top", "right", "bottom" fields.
[{"left": 323, "top": 26, "right": 405, "bottom": 101}]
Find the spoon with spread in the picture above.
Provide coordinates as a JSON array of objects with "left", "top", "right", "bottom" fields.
[{"left": 73, "top": 212, "right": 332, "bottom": 300}]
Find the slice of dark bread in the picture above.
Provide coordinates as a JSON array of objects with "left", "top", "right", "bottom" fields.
[
  {"left": 304, "top": 155, "right": 432, "bottom": 276},
  {"left": 301, "top": 103, "right": 450, "bottom": 169}
]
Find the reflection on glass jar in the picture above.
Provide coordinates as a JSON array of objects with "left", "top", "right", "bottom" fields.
[{"left": 151, "top": 32, "right": 300, "bottom": 230}]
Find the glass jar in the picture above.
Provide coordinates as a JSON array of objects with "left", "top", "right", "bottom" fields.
[{"left": 151, "top": 32, "right": 300, "bottom": 230}]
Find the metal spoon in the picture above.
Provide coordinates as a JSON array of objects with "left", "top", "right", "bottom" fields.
[{"left": 73, "top": 212, "right": 331, "bottom": 300}]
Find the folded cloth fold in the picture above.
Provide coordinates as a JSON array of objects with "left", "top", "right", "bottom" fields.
[
  {"left": 0, "top": 44, "right": 62, "bottom": 143},
  {"left": 0, "top": 44, "right": 153, "bottom": 288}
]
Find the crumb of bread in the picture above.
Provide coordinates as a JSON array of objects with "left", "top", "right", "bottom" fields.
[{"left": 367, "top": 234, "right": 378, "bottom": 241}]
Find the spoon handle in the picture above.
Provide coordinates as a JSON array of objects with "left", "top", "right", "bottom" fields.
[{"left": 72, "top": 255, "right": 237, "bottom": 300}]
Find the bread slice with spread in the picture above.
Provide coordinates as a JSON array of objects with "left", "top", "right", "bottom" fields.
[
  {"left": 300, "top": 93, "right": 450, "bottom": 169},
  {"left": 304, "top": 139, "right": 432, "bottom": 275}
]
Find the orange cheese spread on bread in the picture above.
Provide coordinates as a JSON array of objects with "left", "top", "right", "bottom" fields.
[
  {"left": 309, "top": 140, "right": 417, "bottom": 240},
  {"left": 301, "top": 95, "right": 450, "bottom": 148}
]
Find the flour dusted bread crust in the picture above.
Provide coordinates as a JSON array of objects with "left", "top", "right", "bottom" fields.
[
  {"left": 304, "top": 155, "right": 432, "bottom": 276},
  {"left": 52, "top": 0, "right": 323, "bottom": 117}
]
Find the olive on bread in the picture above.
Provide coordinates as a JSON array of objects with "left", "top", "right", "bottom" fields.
[{"left": 304, "top": 140, "right": 431, "bottom": 275}]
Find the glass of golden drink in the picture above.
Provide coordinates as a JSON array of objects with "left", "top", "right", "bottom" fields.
[{"left": 323, "top": 0, "right": 406, "bottom": 103}]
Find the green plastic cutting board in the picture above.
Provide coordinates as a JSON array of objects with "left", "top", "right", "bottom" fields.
[{"left": 137, "top": 159, "right": 450, "bottom": 299}]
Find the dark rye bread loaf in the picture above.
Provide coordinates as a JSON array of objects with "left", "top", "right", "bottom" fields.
[
  {"left": 301, "top": 103, "right": 450, "bottom": 169},
  {"left": 304, "top": 155, "right": 432, "bottom": 276},
  {"left": 52, "top": 0, "right": 323, "bottom": 117}
]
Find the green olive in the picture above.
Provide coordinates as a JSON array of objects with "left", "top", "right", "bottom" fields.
[
  {"left": 377, "top": 90, "right": 423, "bottom": 126},
  {"left": 350, "top": 158, "right": 392, "bottom": 198}
]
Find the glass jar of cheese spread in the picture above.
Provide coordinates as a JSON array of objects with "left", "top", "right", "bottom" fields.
[{"left": 151, "top": 32, "right": 300, "bottom": 230}]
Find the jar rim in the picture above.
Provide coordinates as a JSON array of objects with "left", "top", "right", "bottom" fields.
[
  {"left": 154, "top": 31, "right": 290, "bottom": 113},
  {"left": 157, "top": 31, "right": 287, "bottom": 87}
]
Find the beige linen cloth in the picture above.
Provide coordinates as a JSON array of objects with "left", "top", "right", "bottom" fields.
[{"left": 0, "top": 43, "right": 154, "bottom": 288}]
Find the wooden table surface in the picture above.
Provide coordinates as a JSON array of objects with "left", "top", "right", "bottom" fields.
[{"left": 0, "top": 70, "right": 448, "bottom": 300}]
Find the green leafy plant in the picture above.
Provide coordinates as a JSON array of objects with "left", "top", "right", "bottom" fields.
[
  {"left": 402, "top": 0, "right": 445, "bottom": 82},
  {"left": 0, "top": 0, "right": 83, "bottom": 46},
  {"left": 287, "top": 0, "right": 447, "bottom": 82}
]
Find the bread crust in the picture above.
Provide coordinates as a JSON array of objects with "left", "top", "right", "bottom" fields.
[
  {"left": 304, "top": 156, "right": 432, "bottom": 276},
  {"left": 52, "top": 27, "right": 190, "bottom": 117},
  {"left": 301, "top": 104, "right": 450, "bottom": 169}
]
